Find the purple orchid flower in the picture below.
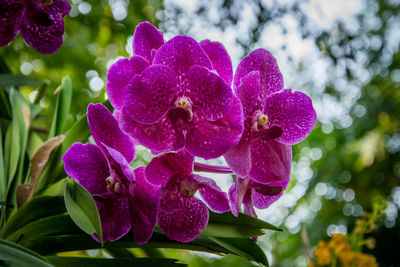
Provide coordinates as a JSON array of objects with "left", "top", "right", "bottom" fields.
[
  {"left": 106, "top": 22, "right": 244, "bottom": 160},
  {"left": 62, "top": 103, "right": 159, "bottom": 244},
  {"left": 145, "top": 150, "right": 230, "bottom": 243},
  {"left": 228, "top": 176, "right": 288, "bottom": 218},
  {"left": 224, "top": 49, "right": 316, "bottom": 184},
  {"left": 0, "top": 0, "right": 70, "bottom": 54}
]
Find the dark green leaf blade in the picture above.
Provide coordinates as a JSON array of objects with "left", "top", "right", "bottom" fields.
[
  {"left": 209, "top": 211, "right": 282, "bottom": 231},
  {"left": 45, "top": 256, "right": 186, "bottom": 267},
  {"left": 64, "top": 178, "right": 103, "bottom": 244},
  {"left": 209, "top": 237, "right": 269, "bottom": 266},
  {"left": 1, "top": 196, "right": 66, "bottom": 238},
  {"left": 6, "top": 214, "right": 80, "bottom": 243},
  {"left": 0, "top": 239, "right": 52, "bottom": 267},
  {"left": 202, "top": 222, "right": 264, "bottom": 238}
]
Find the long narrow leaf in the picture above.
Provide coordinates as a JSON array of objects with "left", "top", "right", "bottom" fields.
[
  {"left": 1, "top": 196, "right": 66, "bottom": 238},
  {"left": 45, "top": 256, "right": 186, "bottom": 267},
  {"left": 0, "top": 239, "right": 52, "bottom": 267},
  {"left": 209, "top": 237, "right": 268, "bottom": 266},
  {"left": 6, "top": 214, "right": 81, "bottom": 243},
  {"left": 21, "top": 233, "right": 230, "bottom": 256},
  {"left": 0, "top": 74, "right": 41, "bottom": 88},
  {"left": 48, "top": 76, "right": 72, "bottom": 138},
  {"left": 209, "top": 211, "right": 282, "bottom": 231}
]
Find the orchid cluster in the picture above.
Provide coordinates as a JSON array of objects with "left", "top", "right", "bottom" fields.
[
  {"left": 0, "top": 0, "right": 71, "bottom": 54},
  {"left": 63, "top": 22, "right": 317, "bottom": 244}
]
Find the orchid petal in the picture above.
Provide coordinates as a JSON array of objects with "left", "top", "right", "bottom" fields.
[
  {"left": 252, "top": 178, "right": 289, "bottom": 209},
  {"left": 87, "top": 103, "right": 135, "bottom": 163},
  {"left": 249, "top": 139, "right": 292, "bottom": 184},
  {"left": 234, "top": 49, "right": 283, "bottom": 97},
  {"left": 264, "top": 89, "right": 317, "bottom": 145},
  {"left": 103, "top": 144, "right": 135, "bottom": 183},
  {"left": 94, "top": 195, "right": 131, "bottom": 242},
  {"left": 133, "top": 21, "right": 164, "bottom": 63},
  {"left": 122, "top": 64, "right": 178, "bottom": 124},
  {"left": 191, "top": 175, "right": 230, "bottom": 213},
  {"left": 19, "top": 0, "right": 70, "bottom": 54},
  {"left": 0, "top": 0, "right": 22, "bottom": 47},
  {"left": 63, "top": 143, "right": 109, "bottom": 195},
  {"left": 235, "top": 71, "right": 264, "bottom": 116},
  {"left": 129, "top": 167, "right": 159, "bottom": 244},
  {"left": 153, "top": 36, "right": 212, "bottom": 77},
  {"left": 200, "top": 40, "right": 233, "bottom": 86},
  {"left": 186, "top": 96, "right": 244, "bottom": 159},
  {"left": 145, "top": 150, "right": 194, "bottom": 186},
  {"left": 188, "top": 65, "right": 233, "bottom": 121},
  {"left": 157, "top": 191, "right": 209, "bottom": 243},
  {"left": 119, "top": 110, "right": 184, "bottom": 155},
  {"left": 106, "top": 56, "right": 149, "bottom": 110}
]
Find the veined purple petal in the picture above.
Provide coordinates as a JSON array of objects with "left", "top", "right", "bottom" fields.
[
  {"left": 103, "top": 144, "right": 135, "bottom": 183},
  {"left": 87, "top": 103, "right": 135, "bottom": 163},
  {"left": 129, "top": 167, "right": 159, "bottom": 244},
  {"left": 191, "top": 175, "right": 230, "bottom": 213},
  {"left": 234, "top": 49, "right": 283, "bottom": 97},
  {"left": 106, "top": 56, "right": 149, "bottom": 110},
  {"left": 62, "top": 143, "right": 109, "bottom": 195},
  {"left": 0, "top": 0, "right": 23, "bottom": 47},
  {"left": 200, "top": 40, "right": 233, "bottom": 86},
  {"left": 188, "top": 65, "right": 233, "bottom": 121},
  {"left": 252, "top": 178, "right": 289, "bottom": 209},
  {"left": 145, "top": 150, "right": 194, "bottom": 186},
  {"left": 19, "top": 0, "right": 70, "bottom": 54},
  {"left": 157, "top": 191, "right": 209, "bottom": 243},
  {"left": 235, "top": 71, "right": 264, "bottom": 116},
  {"left": 153, "top": 36, "right": 212, "bottom": 77},
  {"left": 94, "top": 195, "right": 131, "bottom": 242},
  {"left": 133, "top": 22, "right": 164, "bottom": 63},
  {"left": 45, "top": 0, "right": 71, "bottom": 15},
  {"left": 228, "top": 177, "right": 249, "bottom": 217},
  {"left": 243, "top": 190, "right": 257, "bottom": 218},
  {"left": 122, "top": 64, "right": 178, "bottom": 124},
  {"left": 119, "top": 110, "right": 184, "bottom": 154},
  {"left": 264, "top": 89, "right": 317, "bottom": 145},
  {"left": 249, "top": 139, "right": 292, "bottom": 184},
  {"left": 224, "top": 138, "right": 252, "bottom": 178},
  {"left": 186, "top": 96, "right": 244, "bottom": 159}
]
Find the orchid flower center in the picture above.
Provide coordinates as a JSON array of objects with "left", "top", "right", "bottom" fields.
[
  {"left": 180, "top": 178, "right": 198, "bottom": 196},
  {"left": 176, "top": 98, "right": 189, "bottom": 109},
  {"left": 173, "top": 97, "right": 193, "bottom": 121},
  {"left": 106, "top": 175, "right": 122, "bottom": 194},
  {"left": 252, "top": 111, "right": 270, "bottom": 131}
]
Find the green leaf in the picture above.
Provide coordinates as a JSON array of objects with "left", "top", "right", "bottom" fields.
[
  {"left": 202, "top": 222, "right": 264, "bottom": 238},
  {"left": 45, "top": 256, "right": 186, "bottom": 267},
  {"left": 7, "top": 88, "right": 30, "bottom": 188},
  {"left": 0, "top": 239, "right": 52, "bottom": 267},
  {"left": 48, "top": 76, "right": 72, "bottom": 138},
  {"left": 0, "top": 74, "right": 42, "bottom": 88},
  {"left": 6, "top": 214, "right": 80, "bottom": 243},
  {"left": 64, "top": 178, "right": 103, "bottom": 244},
  {"left": 1, "top": 196, "right": 66, "bottom": 238},
  {"left": 0, "top": 126, "right": 5, "bottom": 201},
  {"left": 209, "top": 211, "right": 282, "bottom": 231},
  {"left": 209, "top": 237, "right": 268, "bottom": 266}
]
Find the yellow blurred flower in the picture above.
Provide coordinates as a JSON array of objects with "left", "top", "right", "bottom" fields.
[
  {"left": 328, "top": 233, "right": 350, "bottom": 254},
  {"left": 314, "top": 241, "right": 332, "bottom": 266}
]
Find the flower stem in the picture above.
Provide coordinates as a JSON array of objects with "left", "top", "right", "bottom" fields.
[{"left": 193, "top": 162, "right": 233, "bottom": 174}]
